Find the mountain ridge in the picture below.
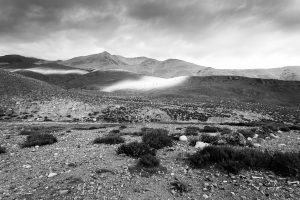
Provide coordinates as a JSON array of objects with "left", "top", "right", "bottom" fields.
[{"left": 1, "top": 52, "right": 300, "bottom": 81}]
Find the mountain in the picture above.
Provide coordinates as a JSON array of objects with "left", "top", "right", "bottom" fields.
[
  {"left": 60, "top": 51, "right": 300, "bottom": 80},
  {"left": 197, "top": 66, "right": 300, "bottom": 81},
  {"left": 60, "top": 51, "right": 206, "bottom": 78}
]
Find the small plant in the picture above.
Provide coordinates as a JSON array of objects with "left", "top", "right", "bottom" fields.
[
  {"left": 289, "top": 125, "right": 300, "bottom": 131},
  {"left": 201, "top": 134, "right": 220, "bottom": 144},
  {"left": 279, "top": 126, "right": 290, "bottom": 132},
  {"left": 119, "top": 125, "right": 127, "bottom": 129},
  {"left": 170, "top": 180, "right": 190, "bottom": 194},
  {"left": 238, "top": 128, "right": 257, "bottom": 138},
  {"left": 93, "top": 135, "right": 125, "bottom": 145},
  {"left": 219, "top": 127, "right": 232, "bottom": 135},
  {"left": 189, "top": 138, "right": 199, "bottom": 147},
  {"left": 109, "top": 129, "right": 120, "bottom": 134},
  {"left": 185, "top": 126, "right": 201, "bottom": 136},
  {"left": 137, "top": 154, "right": 160, "bottom": 168},
  {"left": 142, "top": 129, "right": 173, "bottom": 149},
  {"left": 0, "top": 146, "right": 6, "bottom": 154},
  {"left": 202, "top": 126, "right": 219, "bottom": 133},
  {"left": 117, "top": 142, "right": 155, "bottom": 158},
  {"left": 21, "top": 133, "right": 57, "bottom": 148}
]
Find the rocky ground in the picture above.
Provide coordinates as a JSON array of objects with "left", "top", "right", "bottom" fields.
[{"left": 1, "top": 122, "right": 299, "bottom": 200}]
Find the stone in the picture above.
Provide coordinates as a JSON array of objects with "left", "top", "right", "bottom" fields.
[
  {"left": 270, "top": 133, "right": 279, "bottom": 139},
  {"left": 253, "top": 134, "right": 259, "bottom": 139},
  {"left": 48, "top": 172, "right": 58, "bottom": 178},
  {"left": 203, "top": 194, "right": 209, "bottom": 199},
  {"left": 23, "top": 164, "right": 31, "bottom": 169},
  {"left": 253, "top": 143, "right": 261, "bottom": 148},
  {"left": 179, "top": 135, "right": 188, "bottom": 142},
  {"left": 59, "top": 190, "right": 69, "bottom": 195},
  {"left": 195, "top": 141, "right": 210, "bottom": 150}
]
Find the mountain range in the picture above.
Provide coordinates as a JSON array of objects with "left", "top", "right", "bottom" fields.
[
  {"left": 0, "top": 52, "right": 300, "bottom": 107},
  {"left": 1, "top": 52, "right": 300, "bottom": 81}
]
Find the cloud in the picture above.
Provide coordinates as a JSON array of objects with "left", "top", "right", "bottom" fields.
[{"left": 1, "top": 0, "right": 300, "bottom": 68}]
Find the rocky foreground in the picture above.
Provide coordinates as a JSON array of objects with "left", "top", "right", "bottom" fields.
[{"left": 1, "top": 122, "right": 299, "bottom": 200}]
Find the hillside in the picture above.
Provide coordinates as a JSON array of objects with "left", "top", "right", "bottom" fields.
[
  {"left": 64, "top": 70, "right": 142, "bottom": 90},
  {"left": 97, "top": 76, "right": 300, "bottom": 107}
]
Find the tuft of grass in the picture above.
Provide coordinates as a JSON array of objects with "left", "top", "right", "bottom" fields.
[
  {"left": 185, "top": 126, "right": 201, "bottom": 136},
  {"left": 170, "top": 180, "right": 190, "bottom": 194},
  {"left": 142, "top": 129, "right": 173, "bottom": 149},
  {"left": 238, "top": 128, "right": 257, "bottom": 138},
  {"left": 279, "top": 126, "right": 290, "bottom": 132},
  {"left": 188, "top": 146, "right": 300, "bottom": 178},
  {"left": 0, "top": 146, "right": 6, "bottom": 154},
  {"left": 137, "top": 154, "right": 160, "bottom": 168},
  {"left": 202, "top": 126, "right": 219, "bottom": 133},
  {"left": 289, "top": 125, "right": 300, "bottom": 131},
  {"left": 117, "top": 142, "right": 156, "bottom": 158},
  {"left": 93, "top": 135, "right": 125, "bottom": 145},
  {"left": 21, "top": 133, "right": 57, "bottom": 148},
  {"left": 201, "top": 134, "right": 220, "bottom": 144}
]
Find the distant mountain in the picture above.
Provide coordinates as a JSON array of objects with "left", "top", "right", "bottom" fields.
[
  {"left": 197, "top": 66, "right": 300, "bottom": 81},
  {"left": 60, "top": 51, "right": 206, "bottom": 78},
  {"left": 1, "top": 53, "right": 300, "bottom": 80}
]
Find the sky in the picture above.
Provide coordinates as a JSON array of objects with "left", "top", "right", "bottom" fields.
[{"left": 0, "top": 0, "right": 300, "bottom": 69}]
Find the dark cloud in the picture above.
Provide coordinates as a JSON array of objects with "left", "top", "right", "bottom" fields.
[{"left": 0, "top": 0, "right": 300, "bottom": 68}]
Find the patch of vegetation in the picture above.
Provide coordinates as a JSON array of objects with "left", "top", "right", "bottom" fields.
[
  {"left": 19, "top": 126, "right": 63, "bottom": 135},
  {"left": 188, "top": 146, "right": 300, "bottom": 178},
  {"left": 116, "top": 142, "right": 156, "bottom": 158},
  {"left": 21, "top": 133, "right": 58, "bottom": 148},
  {"left": 219, "top": 127, "right": 232, "bottom": 135},
  {"left": 238, "top": 128, "right": 257, "bottom": 138},
  {"left": 189, "top": 138, "right": 199, "bottom": 147},
  {"left": 201, "top": 134, "right": 220, "bottom": 144},
  {"left": 109, "top": 129, "right": 120, "bottom": 134},
  {"left": 185, "top": 126, "right": 201, "bottom": 136},
  {"left": 220, "top": 122, "right": 259, "bottom": 127},
  {"left": 142, "top": 129, "right": 173, "bottom": 149},
  {"left": 170, "top": 180, "right": 190, "bottom": 194},
  {"left": 119, "top": 125, "right": 127, "bottom": 129},
  {"left": 93, "top": 135, "right": 125, "bottom": 145},
  {"left": 279, "top": 126, "right": 290, "bottom": 132},
  {"left": 130, "top": 154, "right": 166, "bottom": 177},
  {"left": 0, "top": 146, "right": 6, "bottom": 154},
  {"left": 289, "top": 125, "right": 300, "bottom": 131},
  {"left": 202, "top": 126, "right": 219, "bottom": 133},
  {"left": 73, "top": 126, "right": 106, "bottom": 130},
  {"left": 137, "top": 154, "right": 160, "bottom": 168}
]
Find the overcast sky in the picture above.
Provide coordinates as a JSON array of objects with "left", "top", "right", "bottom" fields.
[{"left": 1, "top": 0, "right": 300, "bottom": 69}]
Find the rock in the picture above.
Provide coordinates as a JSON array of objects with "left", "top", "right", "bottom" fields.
[
  {"left": 253, "top": 143, "right": 261, "bottom": 148},
  {"left": 195, "top": 141, "right": 210, "bottom": 150},
  {"left": 270, "top": 133, "right": 279, "bottom": 139},
  {"left": 253, "top": 134, "right": 259, "bottom": 139},
  {"left": 48, "top": 172, "right": 58, "bottom": 178},
  {"left": 59, "top": 189, "right": 69, "bottom": 195},
  {"left": 22, "top": 164, "right": 31, "bottom": 169},
  {"left": 179, "top": 135, "right": 188, "bottom": 142},
  {"left": 203, "top": 194, "right": 209, "bottom": 199},
  {"left": 247, "top": 137, "right": 252, "bottom": 141}
]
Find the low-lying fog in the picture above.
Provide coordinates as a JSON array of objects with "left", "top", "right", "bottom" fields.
[{"left": 102, "top": 76, "right": 189, "bottom": 92}]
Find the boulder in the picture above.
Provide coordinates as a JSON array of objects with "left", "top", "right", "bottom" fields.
[
  {"left": 179, "top": 135, "right": 188, "bottom": 142},
  {"left": 195, "top": 141, "right": 210, "bottom": 150}
]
